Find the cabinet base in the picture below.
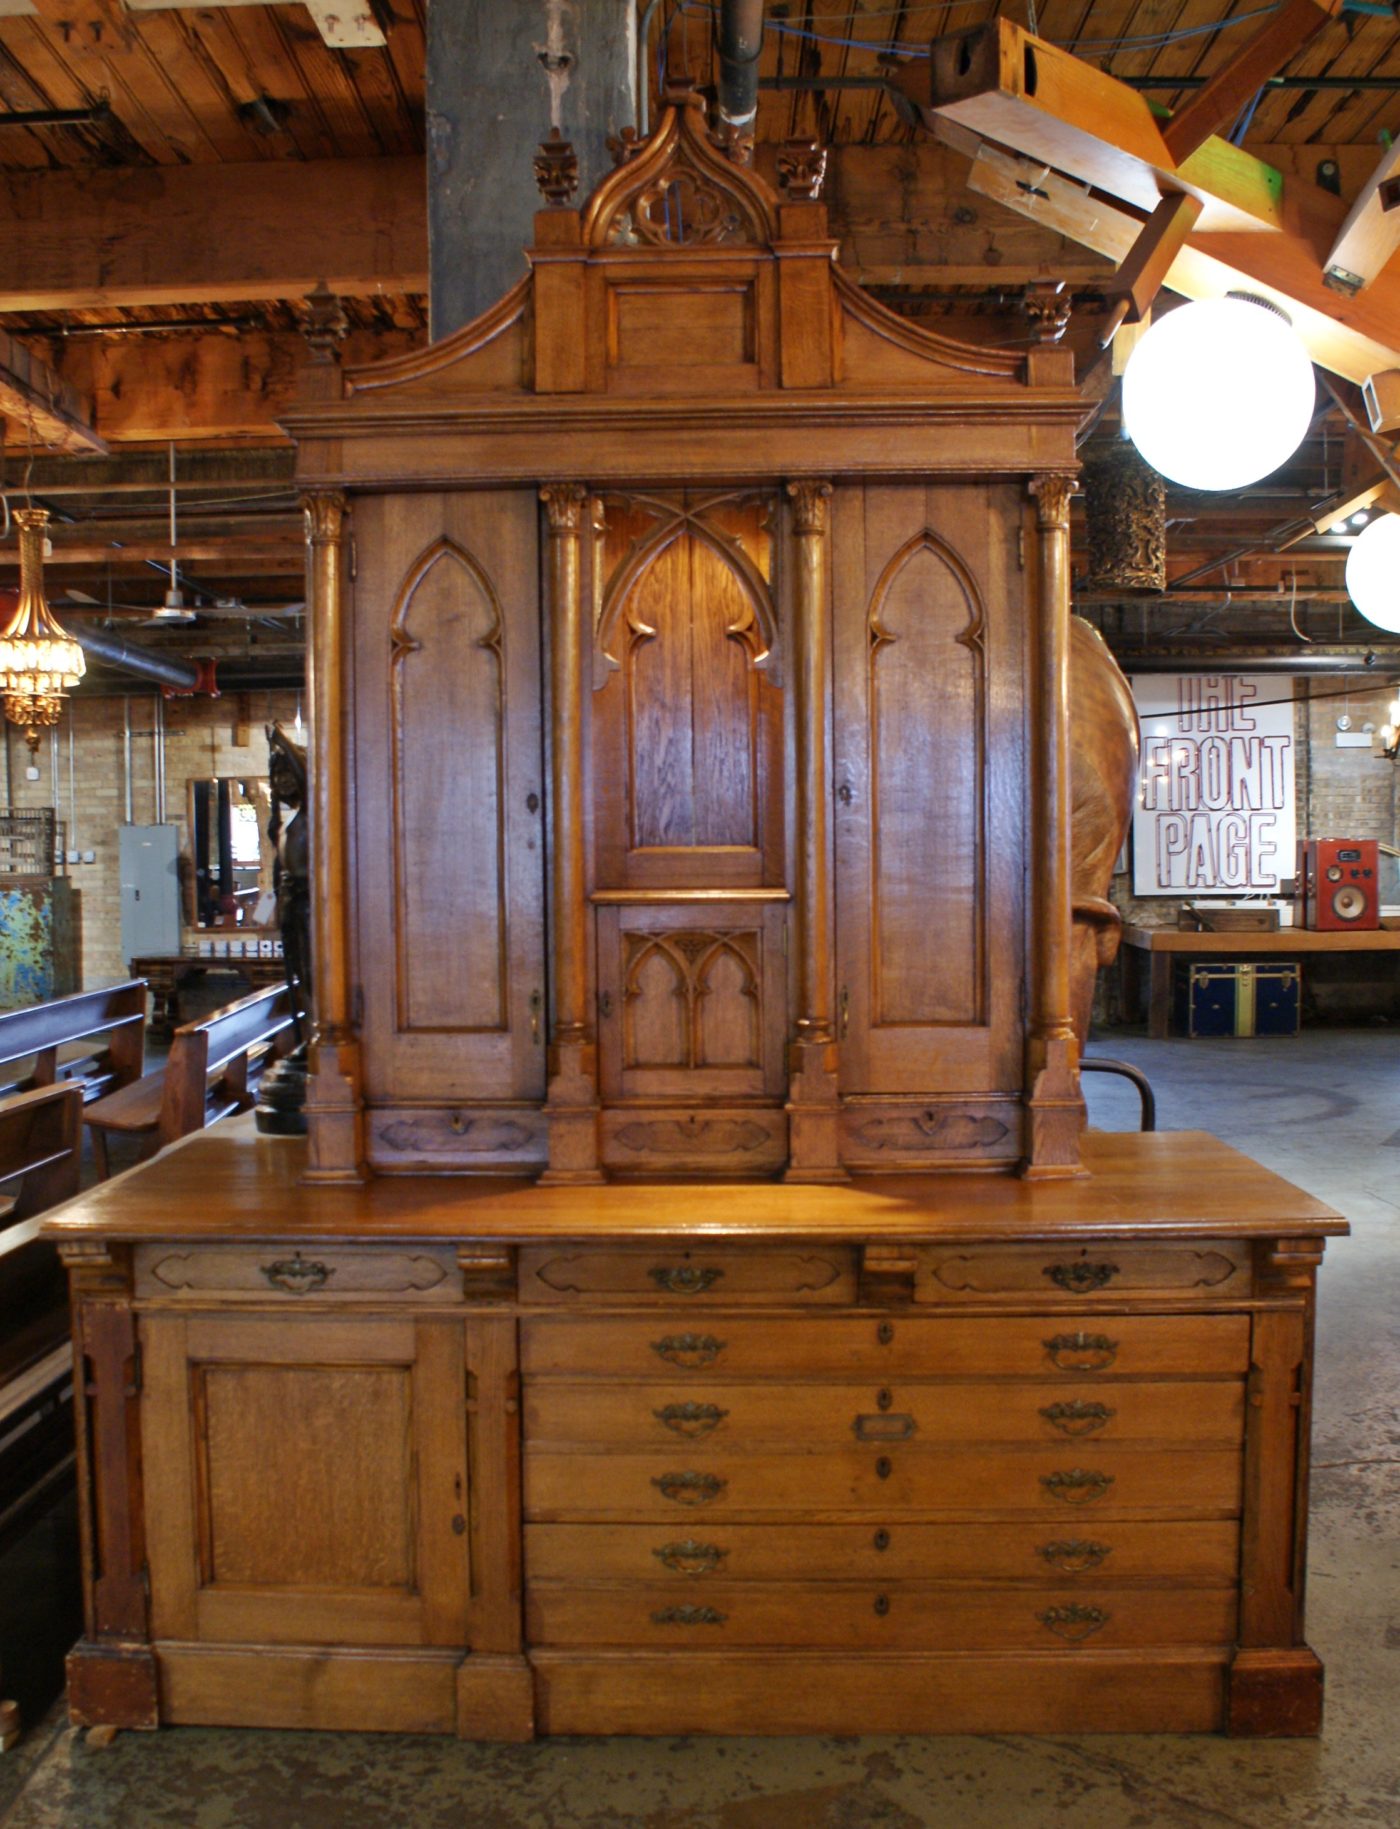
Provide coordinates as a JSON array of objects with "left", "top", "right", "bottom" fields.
[
  {"left": 66, "top": 1642, "right": 159, "bottom": 1731},
  {"left": 1226, "top": 1647, "right": 1325, "bottom": 1737},
  {"left": 531, "top": 1648, "right": 1231, "bottom": 1736}
]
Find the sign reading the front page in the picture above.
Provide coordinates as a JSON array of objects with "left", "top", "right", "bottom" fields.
[{"left": 1131, "top": 675, "right": 1294, "bottom": 896}]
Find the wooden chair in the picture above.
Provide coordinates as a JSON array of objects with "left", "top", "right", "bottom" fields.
[
  {"left": 83, "top": 983, "right": 297, "bottom": 1179},
  {"left": 0, "top": 981, "right": 147, "bottom": 1109},
  {"left": 0, "top": 1082, "right": 84, "bottom": 1751}
]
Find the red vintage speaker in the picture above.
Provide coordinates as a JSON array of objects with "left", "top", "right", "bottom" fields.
[{"left": 1300, "top": 838, "right": 1380, "bottom": 930}]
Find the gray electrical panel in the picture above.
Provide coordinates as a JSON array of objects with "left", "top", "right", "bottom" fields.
[{"left": 120, "top": 824, "right": 182, "bottom": 963}]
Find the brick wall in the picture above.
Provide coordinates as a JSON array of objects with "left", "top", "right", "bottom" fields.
[{"left": 3, "top": 688, "right": 299, "bottom": 989}]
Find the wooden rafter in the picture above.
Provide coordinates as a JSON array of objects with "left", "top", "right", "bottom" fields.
[
  {"left": 0, "top": 327, "right": 106, "bottom": 454},
  {"left": 1159, "top": 0, "right": 1343, "bottom": 166}
]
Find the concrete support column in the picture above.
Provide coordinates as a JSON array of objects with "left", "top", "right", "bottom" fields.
[{"left": 428, "top": 0, "right": 636, "bottom": 336}]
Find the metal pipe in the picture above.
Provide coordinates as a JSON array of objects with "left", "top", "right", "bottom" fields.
[
  {"left": 73, "top": 623, "right": 201, "bottom": 691},
  {"left": 716, "top": 0, "right": 762, "bottom": 157},
  {"left": 122, "top": 695, "right": 132, "bottom": 824},
  {"left": 1114, "top": 652, "right": 1388, "bottom": 674},
  {"left": 154, "top": 690, "right": 166, "bottom": 825},
  {"left": 638, "top": 0, "right": 664, "bottom": 137},
  {"left": 0, "top": 102, "right": 110, "bottom": 128}
]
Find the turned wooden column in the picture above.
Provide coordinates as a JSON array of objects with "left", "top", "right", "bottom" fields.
[
  {"left": 1024, "top": 472, "right": 1084, "bottom": 1177},
  {"left": 784, "top": 478, "right": 845, "bottom": 1183},
  {"left": 540, "top": 482, "right": 602, "bottom": 1183},
  {"left": 302, "top": 488, "right": 366, "bottom": 1183}
]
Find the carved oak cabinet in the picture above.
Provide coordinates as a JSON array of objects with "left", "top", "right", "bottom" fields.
[{"left": 47, "top": 101, "right": 1343, "bottom": 1740}]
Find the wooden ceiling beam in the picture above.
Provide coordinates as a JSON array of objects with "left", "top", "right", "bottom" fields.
[
  {"left": 0, "top": 326, "right": 106, "bottom": 453},
  {"left": 1323, "top": 142, "right": 1400, "bottom": 297},
  {"left": 1159, "top": 0, "right": 1343, "bottom": 166},
  {"left": 0, "top": 156, "right": 427, "bottom": 310}
]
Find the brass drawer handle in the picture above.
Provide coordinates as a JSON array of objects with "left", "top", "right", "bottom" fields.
[
  {"left": 1038, "top": 1604, "right": 1110, "bottom": 1643},
  {"left": 652, "top": 1470, "right": 727, "bottom": 1506},
  {"left": 651, "top": 1605, "right": 726, "bottom": 1626},
  {"left": 1044, "top": 1331, "right": 1118, "bottom": 1372},
  {"left": 648, "top": 1265, "right": 724, "bottom": 1295},
  {"left": 1044, "top": 1261, "right": 1120, "bottom": 1294},
  {"left": 852, "top": 1412, "right": 917, "bottom": 1442},
  {"left": 653, "top": 1539, "right": 727, "bottom": 1576},
  {"left": 1037, "top": 1539, "right": 1112, "bottom": 1575},
  {"left": 655, "top": 1402, "right": 729, "bottom": 1438},
  {"left": 259, "top": 1252, "right": 334, "bottom": 1296},
  {"left": 1041, "top": 1468, "right": 1115, "bottom": 1505},
  {"left": 652, "top": 1334, "right": 725, "bottom": 1368},
  {"left": 1039, "top": 1400, "right": 1115, "bottom": 1438}
]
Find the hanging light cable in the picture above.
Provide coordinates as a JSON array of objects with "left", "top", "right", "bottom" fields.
[{"left": 0, "top": 506, "right": 86, "bottom": 754}]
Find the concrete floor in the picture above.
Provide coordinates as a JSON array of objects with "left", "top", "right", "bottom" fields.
[{"left": 2, "top": 1027, "right": 1396, "bottom": 1829}]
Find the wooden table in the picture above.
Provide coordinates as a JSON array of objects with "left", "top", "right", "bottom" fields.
[
  {"left": 129, "top": 953, "right": 286, "bottom": 1040},
  {"left": 1120, "top": 925, "right": 1400, "bottom": 1038}
]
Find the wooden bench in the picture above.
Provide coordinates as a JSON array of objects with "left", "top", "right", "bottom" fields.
[
  {"left": 84, "top": 983, "right": 298, "bottom": 1179},
  {"left": 0, "top": 1081, "right": 84, "bottom": 1751},
  {"left": 0, "top": 981, "right": 147, "bottom": 1109}
]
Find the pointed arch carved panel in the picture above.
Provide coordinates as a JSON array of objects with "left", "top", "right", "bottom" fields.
[
  {"left": 868, "top": 530, "right": 986, "bottom": 1029},
  {"left": 592, "top": 493, "right": 783, "bottom": 891},
  {"left": 352, "top": 492, "right": 545, "bottom": 1109},
  {"left": 390, "top": 538, "right": 507, "bottom": 1033}
]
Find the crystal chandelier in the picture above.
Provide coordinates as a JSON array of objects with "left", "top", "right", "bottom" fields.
[{"left": 0, "top": 506, "right": 85, "bottom": 753}]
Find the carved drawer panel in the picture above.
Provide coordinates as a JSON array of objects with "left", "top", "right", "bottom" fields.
[
  {"left": 525, "top": 1520, "right": 1241, "bottom": 1585},
  {"left": 520, "top": 1313, "right": 1252, "bottom": 1378},
  {"left": 840, "top": 1100, "right": 1023, "bottom": 1170},
  {"left": 526, "top": 1581, "right": 1238, "bottom": 1651},
  {"left": 914, "top": 1242, "right": 1251, "bottom": 1303},
  {"left": 523, "top": 1445, "right": 1242, "bottom": 1521},
  {"left": 134, "top": 1244, "right": 461, "bottom": 1304},
  {"left": 517, "top": 1246, "right": 856, "bottom": 1306},
  {"left": 367, "top": 1105, "right": 547, "bottom": 1173},
  {"left": 599, "top": 1108, "right": 789, "bottom": 1177},
  {"left": 524, "top": 1380, "right": 1244, "bottom": 1452}
]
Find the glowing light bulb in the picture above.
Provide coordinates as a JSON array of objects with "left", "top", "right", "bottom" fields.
[{"left": 1345, "top": 513, "right": 1400, "bottom": 633}]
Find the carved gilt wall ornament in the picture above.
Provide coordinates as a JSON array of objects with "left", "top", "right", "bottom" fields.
[
  {"left": 776, "top": 137, "right": 828, "bottom": 201},
  {"left": 534, "top": 129, "right": 579, "bottom": 206},
  {"left": 1082, "top": 441, "right": 1167, "bottom": 594}
]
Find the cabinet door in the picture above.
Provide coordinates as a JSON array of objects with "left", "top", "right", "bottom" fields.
[
  {"left": 833, "top": 482, "right": 1026, "bottom": 1095},
  {"left": 353, "top": 491, "right": 545, "bottom": 1102},
  {"left": 141, "top": 1313, "right": 470, "bottom": 1648}
]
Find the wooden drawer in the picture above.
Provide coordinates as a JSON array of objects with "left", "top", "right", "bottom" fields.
[
  {"left": 517, "top": 1245, "right": 856, "bottom": 1306},
  {"left": 526, "top": 1581, "right": 1238, "bottom": 1651},
  {"left": 520, "top": 1313, "right": 1252, "bottom": 1379},
  {"left": 524, "top": 1445, "right": 1242, "bottom": 1521},
  {"left": 915, "top": 1242, "right": 1251, "bottom": 1303},
  {"left": 134, "top": 1243, "right": 460, "bottom": 1304},
  {"left": 524, "top": 1380, "right": 1245, "bottom": 1451},
  {"left": 526, "top": 1519, "right": 1241, "bottom": 1585}
]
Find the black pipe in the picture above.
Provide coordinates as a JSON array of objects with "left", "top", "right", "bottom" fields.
[
  {"left": 71, "top": 623, "right": 201, "bottom": 690},
  {"left": 1080, "top": 1058, "right": 1156, "bottom": 1132},
  {"left": 0, "top": 102, "right": 110, "bottom": 128},
  {"left": 717, "top": 0, "right": 763, "bottom": 152}
]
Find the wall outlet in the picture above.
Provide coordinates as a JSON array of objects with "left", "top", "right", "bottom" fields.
[
  {"left": 81, "top": 850, "right": 95, "bottom": 863},
  {"left": 65, "top": 849, "right": 79, "bottom": 864}
]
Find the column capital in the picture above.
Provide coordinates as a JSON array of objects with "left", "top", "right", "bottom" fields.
[
  {"left": 301, "top": 490, "right": 347, "bottom": 544},
  {"left": 1030, "top": 472, "right": 1078, "bottom": 529},
  {"left": 787, "top": 478, "right": 833, "bottom": 535},
  {"left": 540, "top": 482, "right": 589, "bottom": 532}
]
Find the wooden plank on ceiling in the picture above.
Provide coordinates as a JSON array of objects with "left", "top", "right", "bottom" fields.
[
  {"left": 1159, "top": 0, "right": 1343, "bottom": 164},
  {"left": 0, "top": 156, "right": 427, "bottom": 309},
  {"left": 0, "top": 325, "right": 104, "bottom": 452}
]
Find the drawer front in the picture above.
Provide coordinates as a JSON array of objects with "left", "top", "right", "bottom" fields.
[
  {"left": 526, "top": 1520, "right": 1241, "bottom": 1585},
  {"left": 526, "top": 1581, "right": 1238, "bottom": 1651},
  {"left": 524, "top": 1446, "right": 1242, "bottom": 1520},
  {"left": 134, "top": 1243, "right": 460, "bottom": 1304},
  {"left": 517, "top": 1246, "right": 857, "bottom": 1306},
  {"left": 521, "top": 1313, "right": 1252, "bottom": 1379},
  {"left": 524, "top": 1380, "right": 1244, "bottom": 1452},
  {"left": 915, "top": 1242, "right": 1251, "bottom": 1303}
]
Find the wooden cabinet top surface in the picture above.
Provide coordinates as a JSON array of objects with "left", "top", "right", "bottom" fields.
[{"left": 42, "top": 1119, "right": 1344, "bottom": 1245}]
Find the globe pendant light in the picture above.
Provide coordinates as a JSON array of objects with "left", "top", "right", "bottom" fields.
[
  {"left": 0, "top": 507, "right": 86, "bottom": 753},
  {"left": 1344, "top": 511, "right": 1400, "bottom": 634},
  {"left": 1121, "top": 293, "right": 1316, "bottom": 491}
]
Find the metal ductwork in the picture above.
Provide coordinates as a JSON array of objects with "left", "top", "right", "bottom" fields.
[
  {"left": 716, "top": 0, "right": 762, "bottom": 159},
  {"left": 72, "top": 623, "right": 202, "bottom": 691}
]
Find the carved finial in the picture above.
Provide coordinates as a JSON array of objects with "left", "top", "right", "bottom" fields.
[
  {"left": 715, "top": 119, "right": 755, "bottom": 168},
  {"left": 1024, "top": 279, "right": 1072, "bottom": 345},
  {"left": 776, "top": 137, "right": 828, "bottom": 202},
  {"left": 533, "top": 129, "right": 579, "bottom": 206},
  {"left": 607, "top": 125, "right": 644, "bottom": 166},
  {"left": 304, "top": 282, "right": 348, "bottom": 365}
]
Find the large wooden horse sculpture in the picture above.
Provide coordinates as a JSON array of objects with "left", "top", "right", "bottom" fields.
[{"left": 1069, "top": 618, "right": 1140, "bottom": 1048}]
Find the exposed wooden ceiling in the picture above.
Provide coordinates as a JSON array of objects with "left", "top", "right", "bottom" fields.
[{"left": 1, "top": 0, "right": 1399, "bottom": 685}]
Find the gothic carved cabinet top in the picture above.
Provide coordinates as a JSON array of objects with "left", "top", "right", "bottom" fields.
[{"left": 285, "top": 91, "right": 1090, "bottom": 1187}]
